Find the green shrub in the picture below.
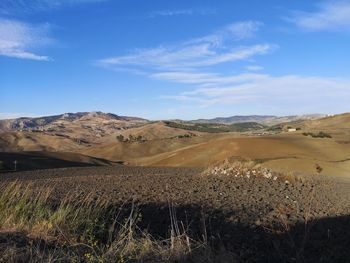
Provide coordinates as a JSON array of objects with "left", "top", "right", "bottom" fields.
[
  {"left": 165, "top": 121, "right": 265, "bottom": 133},
  {"left": 316, "top": 131, "right": 332, "bottom": 138},
  {"left": 302, "top": 131, "right": 332, "bottom": 138}
]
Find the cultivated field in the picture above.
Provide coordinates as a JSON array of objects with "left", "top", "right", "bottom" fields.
[{"left": 0, "top": 166, "right": 349, "bottom": 262}]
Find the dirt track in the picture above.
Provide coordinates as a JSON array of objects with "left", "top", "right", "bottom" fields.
[{"left": 1, "top": 166, "right": 350, "bottom": 262}]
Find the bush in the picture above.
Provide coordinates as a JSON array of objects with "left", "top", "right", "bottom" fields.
[
  {"left": 316, "top": 131, "right": 332, "bottom": 138},
  {"left": 117, "top": 134, "right": 146, "bottom": 143},
  {"left": 267, "top": 126, "right": 282, "bottom": 131},
  {"left": 302, "top": 131, "right": 332, "bottom": 138},
  {"left": 178, "top": 134, "right": 191, "bottom": 139},
  {"left": 116, "top": 135, "right": 124, "bottom": 142}
]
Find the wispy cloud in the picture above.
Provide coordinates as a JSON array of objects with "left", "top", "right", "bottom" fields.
[
  {"left": 162, "top": 73, "right": 350, "bottom": 107},
  {"left": 0, "top": 18, "right": 52, "bottom": 60},
  {"left": 0, "top": 0, "right": 107, "bottom": 14},
  {"left": 0, "top": 112, "right": 38, "bottom": 119},
  {"left": 245, "top": 65, "right": 264, "bottom": 71},
  {"left": 100, "top": 44, "right": 273, "bottom": 70},
  {"left": 98, "top": 21, "right": 272, "bottom": 70},
  {"left": 290, "top": 1, "right": 350, "bottom": 31},
  {"left": 151, "top": 72, "right": 268, "bottom": 86},
  {"left": 148, "top": 7, "right": 216, "bottom": 18}
]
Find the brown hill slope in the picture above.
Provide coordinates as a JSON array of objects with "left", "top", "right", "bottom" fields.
[
  {"left": 0, "top": 121, "right": 204, "bottom": 152},
  {"left": 80, "top": 133, "right": 211, "bottom": 163},
  {"left": 0, "top": 131, "right": 87, "bottom": 152},
  {"left": 118, "top": 121, "right": 201, "bottom": 140},
  {"left": 0, "top": 111, "right": 147, "bottom": 132},
  {"left": 134, "top": 133, "right": 350, "bottom": 177},
  {"left": 302, "top": 113, "right": 350, "bottom": 131}
]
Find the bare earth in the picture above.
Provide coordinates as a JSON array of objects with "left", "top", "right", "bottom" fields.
[{"left": 1, "top": 166, "right": 349, "bottom": 262}]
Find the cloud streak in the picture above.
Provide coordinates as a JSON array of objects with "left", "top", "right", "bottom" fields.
[
  {"left": 151, "top": 72, "right": 268, "bottom": 86},
  {"left": 0, "top": 18, "right": 52, "bottom": 60},
  {"left": 290, "top": 1, "right": 350, "bottom": 31},
  {"left": 98, "top": 21, "right": 272, "bottom": 70},
  {"left": 162, "top": 73, "right": 350, "bottom": 108},
  {"left": 0, "top": 0, "right": 107, "bottom": 13},
  {"left": 0, "top": 112, "right": 38, "bottom": 120},
  {"left": 149, "top": 8, "right": 216, "bottom": 18}
]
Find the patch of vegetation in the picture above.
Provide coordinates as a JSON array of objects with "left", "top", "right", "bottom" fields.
[
  {"left": 267, "top": 125, "right": 283, "bottom": 131},
  {"left": 267, "top": 124, "right": 283, "bottom": 132},
  {"left": 0, "top": 182, "right": 209, "bottom": 262},
  {"left": 164, "top": 121, "right": 266, "bottom": 133},
  {"left": 302, "top": 131, "right": 332, "bottom": 138},
  {"left": 117, "top": 134, "right": 146, "bottom": 143},
  {"left": 177, "top": 133, "right": 196, "bottom": 139},
  {"left": 116, "top": 134, "right": 125, "bottom": 142}
]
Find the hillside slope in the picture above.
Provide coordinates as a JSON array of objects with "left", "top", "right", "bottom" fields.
[
  {"left": 191, "top": 114, "right": 325, "bottom": 125},
  {"left": 134, "top": 133, "right": 350, "bottom": 177}
]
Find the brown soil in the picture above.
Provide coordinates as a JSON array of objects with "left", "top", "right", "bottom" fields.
[{"left": 1, "top": 166, "right": 349, "bottom": 262}]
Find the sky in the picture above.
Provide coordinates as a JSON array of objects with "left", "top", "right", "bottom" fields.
[{"left": 1, "top": 0, "right": 350, "bottom": 120}]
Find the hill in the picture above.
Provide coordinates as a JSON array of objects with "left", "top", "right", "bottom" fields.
[
  {"left": 0, "top": 112, "right": 150, "bottom": 151},
  {"left": 164, "top": 121, "right": 266, "bottom": 133},
  {"left": 191, "top": 114, "right": 325, "bottom": 125},
  {"left": 0, "top": 111, "right": 148, "bottom": 133},
  {"left": 1, "top": 112, "right": 349, "bottom": 177}
]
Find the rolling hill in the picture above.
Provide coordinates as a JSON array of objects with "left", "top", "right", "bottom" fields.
[
  {"left": 1, "top": 112, "right": 349, "bottom": 177},
  {"left": 0, "top": 111, "right": 148, "bottom": 133},
  {"left": 191, "top": 114, "right": 325, "bottom": 125}
]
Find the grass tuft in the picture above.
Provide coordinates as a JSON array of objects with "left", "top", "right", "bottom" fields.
[{"left": 0, "top": 181, "right": 212, "bottom": 262}]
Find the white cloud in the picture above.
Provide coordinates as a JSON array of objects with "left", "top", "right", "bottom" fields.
[
  {"left": 151, "top": 71, "right": 268, "bottom": 86},
  {"left": 98, "top": 21, "right": 272, "bottom": 70},
  {"left": 163, "top": 73, "right": 350, "bottom": 107},
  {"left": 245, "top": 65, "right": 264, "bottom": 71},
  {"left": 0, "top": 18, "right": 52, "bottom": 61},
  {"left": 0, "top": 112, "right": 38, "bottom": 119},
  {"left": 223, "top": 21, "right": 263, "bottom": 40},
  {"left": 0, "top": 0, "right": 107, "bottom": 13},
  {"left": 291, "top": 1, "right": 350, "bottom": 31}
]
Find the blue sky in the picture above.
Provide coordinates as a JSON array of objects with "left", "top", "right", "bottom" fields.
[{"left": 1, "top": 0, "right": 350, "bottom": 120}]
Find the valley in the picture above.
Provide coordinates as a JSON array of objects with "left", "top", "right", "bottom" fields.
[{"left": 1, "top": 111, "right": 349, "bottom": 178}]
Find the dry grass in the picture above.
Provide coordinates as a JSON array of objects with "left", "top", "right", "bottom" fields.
[{"left": 0, "top": 181, "right": 212, "bottom": 262}]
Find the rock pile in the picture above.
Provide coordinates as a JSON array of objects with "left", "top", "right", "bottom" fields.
[{"left": 203, "top": 161, "right": 287, "bottom": 182}]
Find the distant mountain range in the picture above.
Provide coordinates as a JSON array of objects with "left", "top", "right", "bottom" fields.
[
  {"left": 0, "top": 111, "right": 147, "bottom": 132},
  {"left": 191, "top": 114, "right": 326, "bottom": 125},
  {"left": 0, "top": 112, "right": 328, "bottom": 133}
]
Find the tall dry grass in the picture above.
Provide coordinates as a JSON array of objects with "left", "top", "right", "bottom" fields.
[{"left": 0, "top": 181, "right": 211, "bottom": 262}]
